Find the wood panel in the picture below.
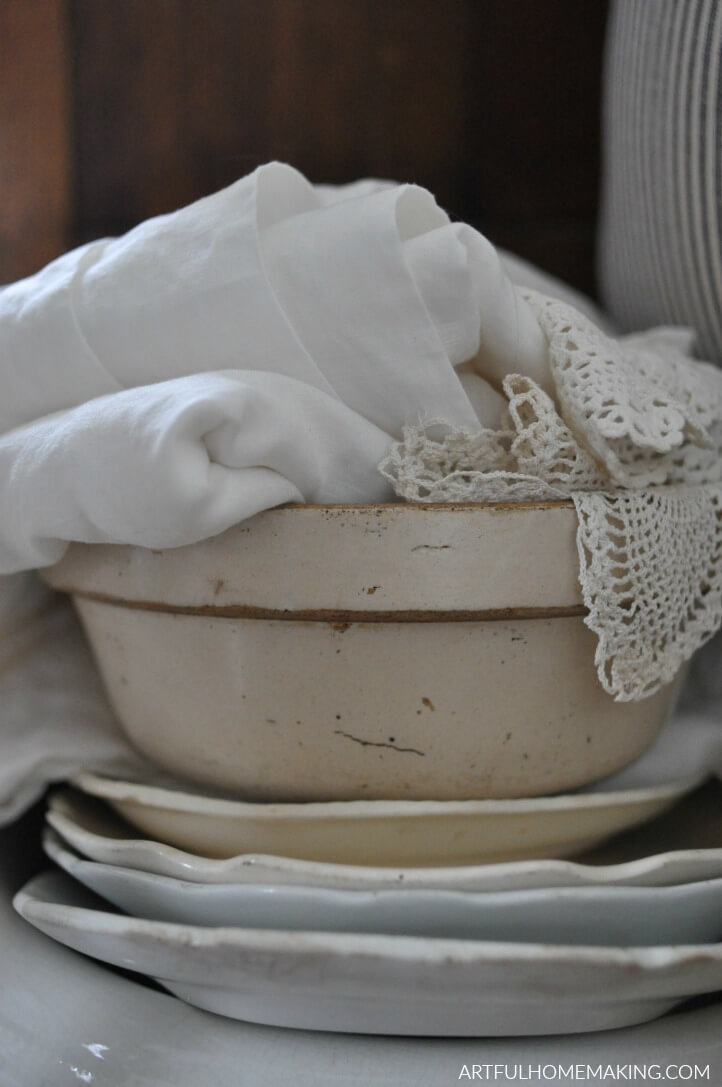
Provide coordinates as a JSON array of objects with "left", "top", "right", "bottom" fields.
[
  {"left": 0, "top": 0, "right": 72, "bottom": 283},
  {"left": 0, "top": 0, "right": 608, "bottom": 294},
  {"left": 70, "top": 0, "right": 474, "bottom": 233},
  {"left": 462, "top": 0, "right": 608, "bottom": 292}
]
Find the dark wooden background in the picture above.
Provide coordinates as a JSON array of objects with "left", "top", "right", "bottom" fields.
[{"left": 0, "top": 0, "right": 608, "bottom": 294}]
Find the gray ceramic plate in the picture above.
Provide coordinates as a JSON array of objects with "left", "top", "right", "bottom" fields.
[{"left": 43, "top": 828, "right": 722, "bottom": 947}]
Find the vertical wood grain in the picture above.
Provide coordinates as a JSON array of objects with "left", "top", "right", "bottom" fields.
[
  {"left": 67, "top": 0, "right": 607, "bottom": 292},
  {"left": 464, "top": 0, "right": 608, "bottom": 292},
  {"left": 0, "top": 0, "right": 72, "bottom": 282},
  {"left": 71, "top": 0, "right": 474, "bottom": 235}
]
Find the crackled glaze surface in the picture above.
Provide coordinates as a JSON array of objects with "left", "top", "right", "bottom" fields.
[{"left": 45, "top": 505, "right": 681, "bottom": 801}]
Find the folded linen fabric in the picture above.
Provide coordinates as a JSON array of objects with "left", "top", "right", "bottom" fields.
[
  {"left": 0, "top": 579, "right": 151, "bottom": 823},
  {"left": 0, "top": 161, "right": 566, "bottom": 574},
  {"left": 0, "top": 161, "right": 512, "bottom": 440},
  {"left": 0, "top": 371, "right": 393, "bottom": 572}
]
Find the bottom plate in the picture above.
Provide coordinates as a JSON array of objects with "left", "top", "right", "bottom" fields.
[{"left": 14, "top": 870, "right": 722, "bottom": 1037}]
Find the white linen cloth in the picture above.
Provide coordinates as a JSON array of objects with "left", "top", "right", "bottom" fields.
[
  {"left": 1, "top": 162, "right": 554, "bottom": 575},
  {"left": 0, "top": 163, "right": 491, "bottom": 437},
  {"left": 0, "top": 372, "right": 394, "bottom": 571},
  {"left": 0, "top": 162, "right": 718, "bottom": 822}
]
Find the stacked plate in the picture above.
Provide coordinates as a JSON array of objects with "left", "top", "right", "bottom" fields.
[
  {"left": 14, "top": 764, "right": 722, "bottom": 1036},
  {"left": 14, "top": 508, "right": 722, "bottom": 1035}
]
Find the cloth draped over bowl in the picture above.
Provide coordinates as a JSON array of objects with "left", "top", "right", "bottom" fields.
[
  {"left": 0, "top": 163, "right": 582, "bottom": 820},
  {"left": 0, "top": 162, "right": 569, "bottom": 572},
  {"left": 0, "top": 163, "right": 722, "bottom": 821}
]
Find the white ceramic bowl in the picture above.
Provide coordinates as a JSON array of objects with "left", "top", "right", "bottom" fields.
[{"left": 44, "top": 503, "right": 681, "bottom": 800}]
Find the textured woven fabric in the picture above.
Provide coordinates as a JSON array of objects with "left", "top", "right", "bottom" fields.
[{"left": 573, "top": 486, "right": 722, "bottom": 700}]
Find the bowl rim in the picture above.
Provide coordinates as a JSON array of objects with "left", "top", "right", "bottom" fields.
[
  {"left": 41, "top": 497, "right": 583, "bottom": 619},
  {"left": 276, "top": 499, "right": 575, "bottom": 512}
]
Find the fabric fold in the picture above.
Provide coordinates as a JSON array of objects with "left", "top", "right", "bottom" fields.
[
  {"left": 0, "top": 242, "right": 121, "bottom": 433},
  {"left": 259, "top": 185, "right": 480, "bottom": 434},
  {"left": 0, "top": 371, "right": 393, "bottom": 574},
  {"left": 73, "top": 164, "right": 336, "bottom": 398}
]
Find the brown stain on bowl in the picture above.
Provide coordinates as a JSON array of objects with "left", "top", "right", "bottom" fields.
[{"left": 55, "top": 588, "right": 587, "bottom": 624}]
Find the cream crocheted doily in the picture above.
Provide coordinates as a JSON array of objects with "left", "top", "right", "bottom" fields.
[{"left": 379, "top": 292, "right": 722, "bottom": 701}]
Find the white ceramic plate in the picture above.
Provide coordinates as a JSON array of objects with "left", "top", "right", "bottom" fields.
[
  {"left": 15, "top": 869, "right": 722, "bottom": 1036},
  {"left": 6, "top": 821, "right": 722, "bottom": 1084},
  {"left": 69, "top": 770, "right": 703, "bottom": 865},
  {"left": 47, "top": 785, "right": 722, "bottom": 890},
  {"left": 43, "top": 828, "right": 722, "bottom": 947}
]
